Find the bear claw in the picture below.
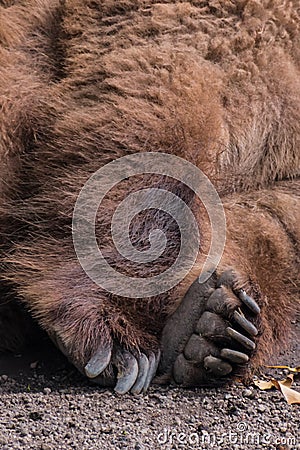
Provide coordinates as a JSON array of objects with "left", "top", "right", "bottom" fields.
[
  {"left": 220, "top": 348, "right": 249, "bottom": 363},
  {"left": 204, "top": 355, "right": 233, "bottom": 376},
  {"left": 233, "top": 310, "right": 258, "bottom": 336},
  {"left": 92, "top": 348, "right": 161, "bottom": 394},
  {"left": 131, "top": 353, "right": 150, "bottom": 394},
  {"left": 239, "top": 290, "right": 261, "bottom": 314},
  {"left": 114, "top": 350, "right": 139, "bottom": 394},
  {"left": 84, "top": 342, "right": 112, "bottom": 378},
  {"left": 226, "top": 327, "right": 256, "bottom": 350},
  {"left": 142, "top": 351, "right": 161, "bottom": 393}
]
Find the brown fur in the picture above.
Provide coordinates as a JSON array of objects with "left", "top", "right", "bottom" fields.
[{"left": 0, "top": 1, "right": 299, "bottom": 374}]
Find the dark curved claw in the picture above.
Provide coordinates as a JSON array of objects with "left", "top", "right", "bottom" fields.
[
  {"left": 114, "top": 351, "right": 139, "bottom": 394},
  {"left": 226, "top": 327, "right": 256, "bottom": 351},
  {"left": 233, "top": 310, "right": 258, "bottom": 336},
  {"left": 84, "top": 342, "right": 112, "bottom": 378},
  {"left": 143, "top": 350, "right": 160, "bottom": 393},
  {"left": 131, "top": 353, "right": 149, "bottom": 394},
  {"left": 239, "top": 290, "right": 261, "bottom": 315},
  {"left": 204, "top": 355, "right": 232, "bottom": 377},
  {"left": 220, "top": 348, "right": 249, "bottom": 364}
]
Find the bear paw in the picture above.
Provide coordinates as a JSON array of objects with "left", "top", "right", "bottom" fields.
[
  {"left": 159, "top": 270, "right": 261, "bottom": 386},
  {"left": 51, "top": 333, "right": 160, "bottom": 394},
  {"left": 85, "top": 345, "right": 161, "bottom": 395}
]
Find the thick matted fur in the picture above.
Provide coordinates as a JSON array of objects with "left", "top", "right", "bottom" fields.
[{"left": 0, "top": 1, "right": 299, "bottom": 381}]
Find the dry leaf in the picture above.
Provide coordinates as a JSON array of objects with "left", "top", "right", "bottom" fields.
[
  {"left": 253, "top": 379, "right": 274, "bottom": 390},
  {"left": 279, "top": 374, "right": 294, "bottom": 388},
  {"left": 254, "top": 374, "right": 300, "bottom": 404},
  {"left": 277, "top": 381, "right": 300, "bottom": 405}
]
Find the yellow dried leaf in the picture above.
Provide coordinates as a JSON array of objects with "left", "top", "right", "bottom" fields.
[
  {"left": 254, "top": 374, "right": 300, "bottom": 404},
  {"left": 277, "top": 382, "right": 300, "bottom": 405},
  {"left": 253, "top": 379, "right": 274, "bottom": 390},
  {"left": 279, "top": 374, "right": 294, "bottom": 388}
]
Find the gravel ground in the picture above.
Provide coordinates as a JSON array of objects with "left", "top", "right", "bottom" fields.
[{"left": 0, "top": 321, "right": 299, "bottom": 450}]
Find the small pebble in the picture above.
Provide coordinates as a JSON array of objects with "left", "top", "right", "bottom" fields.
[
  {"left": 242, "top": 388, "right": 255, "bottom": 399},
  {"left": 175, "top": 416, "right": 181, "bottom": 426},
  {"left": 257, "top": 405, "right": 266, "bottom": 413},
  {"left": 40, "top": 445, "right": 52, "bottom": 450},
  {"left": 43, "top": 388, "right": 51, "bottom": 395}
]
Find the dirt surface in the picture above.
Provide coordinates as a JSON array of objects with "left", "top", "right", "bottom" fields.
[{"left": 0, "top": 321, "right": 299, "bottom": 450}]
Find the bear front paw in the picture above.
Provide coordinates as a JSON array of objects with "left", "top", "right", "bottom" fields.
[
  {"left": 85, "top": 344, "right": 160, "bottom": 394},
  {"left": 50, "top": 330, "right": 160, "bottom": 394}
]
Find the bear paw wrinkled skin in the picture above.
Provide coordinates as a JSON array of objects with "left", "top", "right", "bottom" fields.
[{"left": 159, "top": 270, "right": 261, "bottom": 386}]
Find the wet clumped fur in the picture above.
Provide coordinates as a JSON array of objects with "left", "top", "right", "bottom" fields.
[{"left": 0, "top": 1, "right": 299, "bottom": 389}]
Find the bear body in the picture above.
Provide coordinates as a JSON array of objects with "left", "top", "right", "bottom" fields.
[{"left": 0, "top": 0, "right": 299, "bottom": 390}]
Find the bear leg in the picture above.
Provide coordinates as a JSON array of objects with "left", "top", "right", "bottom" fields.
[{"left": 158, "top": 183, "right": 299, "bottom": 386}]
